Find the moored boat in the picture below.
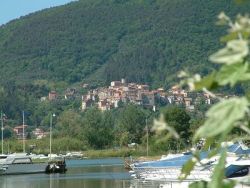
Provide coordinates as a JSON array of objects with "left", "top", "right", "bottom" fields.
[
  {"left": 0, "top": 154, "right": 67, "bottom": 175},
  {"left": 0, "top": 154, "right": 8, "bottom": 165},
  {"left": 0, "top": 155, "right": 48, "bottom": 175},
  {"left": 130, "top": 142, "right": 250, "bottom": 181}
]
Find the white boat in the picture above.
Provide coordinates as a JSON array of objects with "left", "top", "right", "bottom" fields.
[
  {"left": 0, "top": 155, "right": 48, "bottom": 175},
  {"left": 65, "top": 152, "right": 83, "bottom": 159},
  {"left": 0, "top": 154, "right": 8, "bottom": 164},
  {"left": 130, "top": 142, "right": 250, "bottom": 181}
]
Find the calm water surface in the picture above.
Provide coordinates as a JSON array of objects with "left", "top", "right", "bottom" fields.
[{"left": 0, "top": 158, "right": 131, "bottom": 188}]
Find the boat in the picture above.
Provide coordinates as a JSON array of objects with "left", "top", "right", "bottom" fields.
[
  {"left": 0, "top": 155, "right": 48, "bottom": 175},
  {"left": 0, "top": 112, "right": 67, "bottom": 175},
  {"left": 65, "top": 151, "right": 83, "bottom": 159},
  {"left": 0, "top": 154, "right": 67, "bottom": 175},
  {"left": 0, "top": 154, "right": 8, "bottom": 164},
  {"left": 130, "top": 142, "right": 250, "bottom": 181},
  {"left": 46, "top": 157, "right": 67, "bottom": 173}
]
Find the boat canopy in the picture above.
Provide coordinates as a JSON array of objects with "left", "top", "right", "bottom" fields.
[
  {"left": 227, "top": 143, "right": 250, "bottom": 155},
  {"left": 134, "top": 142, "right": 250, "bottom": 169},
  {"left": 134, "top": 152, "right": 208, "bottom": 168}
]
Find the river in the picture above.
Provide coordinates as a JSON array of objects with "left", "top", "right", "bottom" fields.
[{"left": 0, "top": 158, "right": 132, "bottom": 188}]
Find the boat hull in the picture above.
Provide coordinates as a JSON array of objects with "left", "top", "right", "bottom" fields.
[{"left": 0, "top": 163, "right": 48, "bottom": 175}]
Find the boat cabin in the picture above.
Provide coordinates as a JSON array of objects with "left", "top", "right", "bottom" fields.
[{"left": 5, "top": 155, "right": 33, "bottom": 165}]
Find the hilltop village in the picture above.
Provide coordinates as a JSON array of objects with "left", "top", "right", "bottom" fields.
[
  {"left": 10, "top": 79, "right": 233, "bottom": 141},
  {"left": 81, "top": 79, "right": 213, "bottom": 112},
  {"left": 46, "top": 78, "right": 232, "bottom": 113}
]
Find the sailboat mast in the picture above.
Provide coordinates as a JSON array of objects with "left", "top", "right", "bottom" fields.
[
  {"left": 49, "top": 113, "right": 55, "bottom": 160},
  {"left": 50, "top": 114, "right": 52, "bottom": 160},
  {"left": 22, "top": 111, "right": 25, "bottom": 153},
  {"left": 1, "top": 111, "right": 3, "bottom": 155}
]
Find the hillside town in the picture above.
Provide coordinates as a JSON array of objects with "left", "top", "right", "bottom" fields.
[
  {"left": 46, "top": 79, "right": 215, "bottom": 113},
  {"left": 81, "top": 79, "right": 214, "bottom": 112},
  {"left": 10, "top": 78, "right": 233, "bottom": 141}
]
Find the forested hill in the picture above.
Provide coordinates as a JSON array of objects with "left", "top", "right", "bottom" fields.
[{"left": 0, "top": 0, "right": 249, "bottom": 89}]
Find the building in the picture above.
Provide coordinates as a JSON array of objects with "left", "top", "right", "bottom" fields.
[
  {"left": 13, "top": 125, "right": 28, "bottom": 140},
  {"left": 32, "top": 128, "right": 48, "bottom": 139},
  {"left": 64, "top": 88, "right": 76, "bottom": 100},
  {"left": 82, "top": 98, "right": 94, "bottom": 110},
  {"left": 48, "top": 91, "right": 57, "bottom": 100}
]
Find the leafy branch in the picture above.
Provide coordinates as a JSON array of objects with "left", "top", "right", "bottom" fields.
[{"left": 179, "top": 12, "right": 250, "bottom": 187}]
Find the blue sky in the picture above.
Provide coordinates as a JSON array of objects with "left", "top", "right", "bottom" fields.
[{"left": 0, "top": 0, "right": 74, "bottom": 25}]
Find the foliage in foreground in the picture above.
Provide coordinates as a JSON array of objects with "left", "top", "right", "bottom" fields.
[
  {"left": 181, "top": 12, "right": 250, "bottom": 188},
  {"left": 153, "top": 8, "right": 250, "bottom": 188}
]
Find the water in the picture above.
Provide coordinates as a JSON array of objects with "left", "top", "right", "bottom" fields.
[
  {"left": 0, "top": 158, "right": 131, "bottom": 188},
  {"left": 2, "top": 159, "right": 249, "bottom": 188}
]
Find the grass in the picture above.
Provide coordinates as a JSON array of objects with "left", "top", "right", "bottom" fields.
[{"left": 2, "top": 139, "right": 168, "bottom": 159}]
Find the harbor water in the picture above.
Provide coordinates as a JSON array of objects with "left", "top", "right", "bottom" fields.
[
  {"left": 0, "top": 158, "right": 131, "bottom": 188},
  {"left": 1, "top": 158, "right": 250, "bottom": 188}
]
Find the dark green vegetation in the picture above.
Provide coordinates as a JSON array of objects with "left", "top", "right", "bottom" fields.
[
  {"left": 1, "top": 0, "right": 250, "bottom": 88},
  {"left": 0, "top": 0, "right": 250, "bottom": 153},
  {"left": 4, "top": 105, "right": 200, "bottom": 156}
]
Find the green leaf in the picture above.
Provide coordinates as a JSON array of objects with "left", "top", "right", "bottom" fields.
[
  {"left": 180, "top": 157, "right": 197, "bottom": 180},
  {"left": 220, "top": 180, "right": 236, "bottom": 188},
  {"left": 208, "top": 149, "right": 219, "bottom": 159},
  {"left": 216, "top": 62, "right": 250, "bottom": 86},
  {"left": 203, "top": 138, "right": 214, "bottom": 151},
  {"left": 194, "top": 72, "right": 218, "bottom": 90},
  {"left": 152, "top": 114, "right": 180, "bottom": 139},
  {"left": 220, "top": 31, "right": 250, "bottom": 43},
  {"left": 208, "top": 150, "right": 226, "bottom": 188},
  {"left": 209, "top": 40, "right": 249, "bottom": 64},
  {"left": 195, "top": 97, "right": 249, "bottom": 139},
  {"left": 189, "top": 181, "right": 208, "bottom": 188}
]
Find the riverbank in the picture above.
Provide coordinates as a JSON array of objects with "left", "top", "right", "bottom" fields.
[
  {"left": 83, "top": 146, "right": 173, "bottom": 159},
  {"left": 2, "top": 138, "right": 168, "bottom": 159}
]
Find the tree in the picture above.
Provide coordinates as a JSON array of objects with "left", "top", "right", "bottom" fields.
[
  {"left": 56, "top": 109, "right": 83, "bottom": 139},
  {"left": 0, "top": 126, "right": 13, "bottom": 139},
  {"left": 162, "top": 106, "right": 191, "bottom": 140},
  {"left": 117, "top": 105, "right": 146, "bottom": 144},
  {"left": 82, "top": 108, "right": 114, "bottom": 149}
]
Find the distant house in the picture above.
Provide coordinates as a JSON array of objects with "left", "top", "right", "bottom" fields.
[
  {"left": 13, "top": 125, "right": 28, "bottom": 140},
  {"left": 141, "top": 92, "right": 155, "bottom": 107},
  {"left": 40, "top": 96, "right": 47, "bottom": 102},
  {"left": 81, "top": 83, "right": 89, "bottom": 88},
  {"left": 110, "top": 81, "right": 122, "bottom": 87},
  {"left": 48, "top": 91, "right": 57, "bottom": 100},
  {"left": 184, "top": 97, "right": 192, "bottom": 107},
  {"left": 205, "top": 98, "right": 211, "bottom": 105},
  {"left": 32, "top": 128, "right": 48, "bottom": 139},
  {"left": 82, "top": 98, "right": 93, "bottom": 111},
  {"left": 138, "top": 84, "right": 150, "bottom": 91},
  {"left": 98, "top": 100, "right": 113, "bottom": 111},
  {"left": 64, "top": 88, "right": 76, "bottom": 100}
]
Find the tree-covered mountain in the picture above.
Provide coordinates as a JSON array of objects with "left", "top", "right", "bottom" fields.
[
  {"left": 0, "top": 0, "right": 250, "bottom": 125},
  {"left": 0, "top": 0, "right": 250, "bottom": 89}
]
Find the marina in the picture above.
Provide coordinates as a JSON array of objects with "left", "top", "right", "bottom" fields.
[
  {"left": 129, "top": 142, "right": 250, "bottom": 187},
  {"left": 1, "top": 157, "right": 250, "bottom": 188}
]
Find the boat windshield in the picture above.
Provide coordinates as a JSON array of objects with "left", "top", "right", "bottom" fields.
[
  {"left": 5, "top": 156, "right": 32, "bottom": 164},
  {"left": 0, "top": 155, "right": 8, "bottom": 159}
]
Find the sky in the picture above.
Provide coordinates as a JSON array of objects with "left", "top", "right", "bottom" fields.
[{"left": 0, "top": 0, "right": 74, "bottom": 25}]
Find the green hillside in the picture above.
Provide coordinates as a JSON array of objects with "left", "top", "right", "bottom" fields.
[
  {"left": 0, "top": 0, "right": 250, "bottom": 123},
  {"left": 0, "top": 0, "right": 249, "bottom": 89}
]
